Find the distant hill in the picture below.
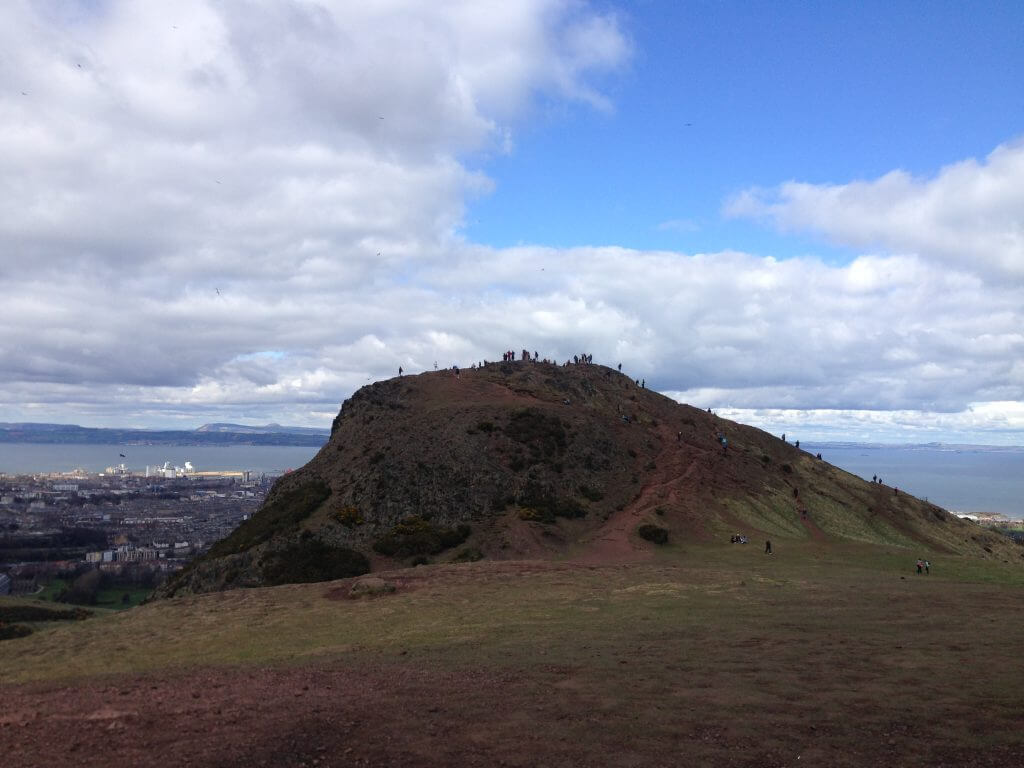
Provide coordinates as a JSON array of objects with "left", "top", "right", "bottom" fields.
[
  {"left": 0, "top": 422, "right": 329, "bottom": 447},
  {"left": 158, "top": 362, "right": 1020, "bottom": 597},
  {"left": 195, "top": 422, "right": 331, "bottom": 437}
]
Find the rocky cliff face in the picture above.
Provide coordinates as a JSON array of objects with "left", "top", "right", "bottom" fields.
[{"left": 158, "top": 361, "right": 1018, "bottom": 596}]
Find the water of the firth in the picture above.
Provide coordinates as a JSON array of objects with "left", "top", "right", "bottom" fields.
[
  {"left": 805, "top": 444, "right": 1024, "bottom": 520},
  {"left": 1, "top": 442, "right": 1021, "bottom": 520}
]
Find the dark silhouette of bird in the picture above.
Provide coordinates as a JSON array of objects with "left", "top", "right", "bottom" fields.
[
  {"left": 215, "top": 288, "right": 222, "bottom": 296},
  {"left": 119, "top": 453, "right": 126, "bottom": 458}
]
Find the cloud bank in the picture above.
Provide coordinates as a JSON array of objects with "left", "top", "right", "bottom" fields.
[
  {"left": 0, "top": 1, "right": 1022, "bottom": 444},
  {"left": 725, "top": 140, "right": 1024, "bottom": 282}
]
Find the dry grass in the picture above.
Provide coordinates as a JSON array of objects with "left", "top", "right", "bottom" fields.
[{"left": 2, "top": 543, "right": 1023, "bottom": 765}]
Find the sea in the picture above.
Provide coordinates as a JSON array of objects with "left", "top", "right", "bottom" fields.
[
  {"left": 0, "top": 443, "right": 322, "bottom": 476},
  {"left": 1, "top": 441, "right": 1021, "bottom": 521},
  {"left": 804, "top": 444, "right": 1024, "bottom": 521}
]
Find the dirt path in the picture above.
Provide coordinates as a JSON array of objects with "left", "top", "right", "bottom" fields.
[{"left": 572, "top": 421, "right": 715, "bottom": 564}]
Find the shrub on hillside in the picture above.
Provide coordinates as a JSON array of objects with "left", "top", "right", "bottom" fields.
[
  {"left": 372, "top": 517, "right": 471, "bottom": 558},
  {"left": 578, "top": 484, "right": 604, "bottom": 502},
  {"left": 0, "top": 605, "right": 91, "bottom": 623},
  {"left": 518, "top": 480, "right": 586, "bottom": 523},
  {"left": 335, "top": 506, "right": 364, "bottom": 528},
  {"left": 260, "top": 537, "right": 370, "bottom": 585},
  {"left": 637, "top": 524, "right": 669, "bottom": 545},
  {"left": 0, "top": 623, "right": 33, "bottom": 641}
]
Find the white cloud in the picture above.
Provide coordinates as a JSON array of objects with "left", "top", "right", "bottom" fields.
[
  {"left": 0, "top": 2, "right": 1022, "bottom": 446},
  {"left": 725, "top": 138, "right": 1024, "bottom": 281}
]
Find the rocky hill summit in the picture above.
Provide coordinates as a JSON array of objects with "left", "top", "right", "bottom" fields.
[{"left": 159, "top": 361, "right": 1017, "bottom": 596}]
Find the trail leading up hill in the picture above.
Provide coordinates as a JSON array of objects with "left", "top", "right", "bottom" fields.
[{"left": 159, "top": 361, "right": 1020, "bottom": 596}]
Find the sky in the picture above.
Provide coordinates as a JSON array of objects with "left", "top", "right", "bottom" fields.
[{"left": 1, "top": 0, "right": 1023, "bottom": 444}]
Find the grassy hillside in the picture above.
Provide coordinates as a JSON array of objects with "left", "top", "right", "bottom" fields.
[
  {"left": 160, "top": 362, "right": 1021, "bottom": 596},
  {"left": 3, "top": 544, "right": 1023, "bottom": 766}
]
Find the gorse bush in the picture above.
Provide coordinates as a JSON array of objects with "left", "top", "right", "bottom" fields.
[
  {"left": 335, "top": 506, "right": 364, "bottom": 528},
  {"left": 0, "top": 605, "right": 91, "bottom": 622},
  {"left": 372, "top": 516, "right": 471, "bottom": 558},
  {"left": 637, "top": 524, "right": 669, "bottom": 544},
  {"left": 518, "top": 479, "right": 586, "bottom": 523},
  {"left": 0, "top": 623, "right": 33, "bottom": 641},
  {"left": 260, "top": 537, "right": 370, "bottom": 585}
]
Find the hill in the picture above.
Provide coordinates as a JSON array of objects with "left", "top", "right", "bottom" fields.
[
  {"left": 159, "top": 361, "right": 1019, "bottom": 596},
  {"left": 0, "top": 422, "right": 328, "bottom": 446}
]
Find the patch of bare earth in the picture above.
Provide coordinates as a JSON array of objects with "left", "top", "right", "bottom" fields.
[
  {"left": 5, "top": 555, "right": 1024, "bottom": 767},
  {"left": 3, "top": 650, "right": 1020, "bottom": 768}
]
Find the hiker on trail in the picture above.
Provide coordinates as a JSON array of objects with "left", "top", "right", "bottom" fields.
[
  {"left": 872, "top": 475, "right": 877, "bottom": 483},
  {"left": 618, "top": 363, "right": 622, "bottom": 371},
  {"left": 894, "top": 487, "right": 899, "bottom": 496},
  {"left": 434, "top": 361, "right": 438, "bottom": 370},
  {"left": 533, "top": 351, "right": 538, "bottom": 361},
  {"left": 641, "top": 379, "right": 645, "bottom": 389},
  {"left": 795, "top": 440, "right": 799, "bottom": 449},
  {"left": 925, "top": 560, "right": 930, "bottom": 574},
  {"left": 574, "top": 355, "right": 579, "bottom": 364},
  {"left": 781, "top": 433, "right": 786, "bottom": 442},
  {"left": 765, "top": 540, "right": 772, "bottom": 555},
  {"left": 453, "top": 365, "right": 460, "bottom": 379},
  {"left": 721, "top": 437, "right": 728, "bottom": 455},
  {"left": 677, "top": 431, "right": 682, "bottom": 442},
  {"left": 398, "top": 366, "right": 403, "bottom": 377},
  {"left": 916, "top": 559, "right": 923, "bottom": 574}
]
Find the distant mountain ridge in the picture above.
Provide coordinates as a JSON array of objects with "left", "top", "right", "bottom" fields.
[
  {"left": 804, "top": 441, "right": 1024, "bottom": 452},
  {"left": 0, "top": 422, "right": 329, "bottom": 447}
]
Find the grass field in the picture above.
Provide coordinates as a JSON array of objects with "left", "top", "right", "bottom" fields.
[
  {"left": 32, "top": 578, "right": 152, "bottom": 610},
  {"left": 2, "top": 542, "right": 1023, "bottom": 766}
]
